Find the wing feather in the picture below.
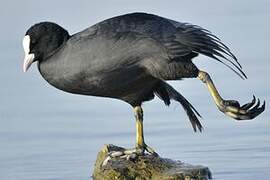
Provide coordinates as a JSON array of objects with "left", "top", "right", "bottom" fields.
[{"left": 162, "top": 21, "right": 247, "bottom": 79}]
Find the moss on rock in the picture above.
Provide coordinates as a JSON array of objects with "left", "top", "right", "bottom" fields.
[{"left": 93, "top": 144, "right": 212, "bottom": 180}]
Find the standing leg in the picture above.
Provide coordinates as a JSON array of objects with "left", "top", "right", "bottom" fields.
[
  {"left": 133, "top": 106, "right": 157, "bottom": 155},
  {"left": 103, "top": 106, "right": 158, "bottom": 166},
  {"left": 134, "top": 106, "right": 144, "bottom": 151}
]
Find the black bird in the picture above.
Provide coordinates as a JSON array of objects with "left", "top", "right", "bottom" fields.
[{"left": 23, "top": 13, "right": 265, "bottom": 156}]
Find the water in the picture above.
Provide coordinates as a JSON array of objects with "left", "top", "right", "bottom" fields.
[{"left": 1, "top": 0, "right": 270, "bottom": 179}]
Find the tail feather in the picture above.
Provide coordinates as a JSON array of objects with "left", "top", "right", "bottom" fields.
[{"left": 154, "top": 81, "right": 203, "bottom": 132}]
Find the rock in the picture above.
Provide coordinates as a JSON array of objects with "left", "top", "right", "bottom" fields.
[{"left": 92, "top": 144, "right": 212, "bottom": 180}]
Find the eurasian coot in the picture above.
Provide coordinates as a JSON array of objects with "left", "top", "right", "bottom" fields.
[{"left": 22, "top": 13, "right": 265, "bottom": 156}]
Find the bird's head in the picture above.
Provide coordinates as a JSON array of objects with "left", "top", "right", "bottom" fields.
[{"left": 22, "top": 22, "right": 70, "bottom": 72}]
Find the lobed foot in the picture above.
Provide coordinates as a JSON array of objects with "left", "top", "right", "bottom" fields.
[
  {"left": 218, "top": 95, "right": 265, "bottom": 120},
  {"left": 102, "top": 144, "right": 159, "bottom": 166}
]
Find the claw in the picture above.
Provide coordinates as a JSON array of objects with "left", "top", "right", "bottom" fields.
[
  {"left": 241, "top": 95, "right": 256, "bottom": 110},
  {"left": 237, "top": 97, "right": 259, "bottom": 115},
  {"left": 145, "top": 145, "right": 159, "bottom": 157},
  {"left": 262, "top": 100, "right": 266, "bottom": 108},
  {"left": 253, "top": 99, "right": 261, "bottom": 109},
  {"left": 249, "top": 100, "right": 265, "bottom": 115},
  {"left": 261, "top": 101, "right": 266, "bottom": 112}
]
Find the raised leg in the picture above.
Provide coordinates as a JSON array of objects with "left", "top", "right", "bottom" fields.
[{"left": 198, "top": 70, "right": 265, "bottom": 120}]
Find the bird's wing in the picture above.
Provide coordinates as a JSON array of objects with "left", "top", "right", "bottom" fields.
[
  {"left": 74, "top": 13, "right": 246, "bottom": 79},
  {"left": 160, "top": 20, "right": 247, "bottom": 79}
]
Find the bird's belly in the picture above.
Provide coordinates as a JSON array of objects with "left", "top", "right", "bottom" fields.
[
  {"left": 39, "top": 62, "right": 156, "bottom": 102},
  {"left": 79, "top": 67, "right": 156, "bottom": 99}
]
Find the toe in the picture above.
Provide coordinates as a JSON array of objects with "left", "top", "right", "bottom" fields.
[
  {"left": 241, "top": 95, "right": 256, "bottom": 110},
  {"left": 144, "top": 144, "right": 159, "bottom": 157},
  {"left": 221, "top": 95, "right": 265, "bottom": 120}
]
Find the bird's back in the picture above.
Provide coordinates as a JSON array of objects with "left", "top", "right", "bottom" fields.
[
  {"left": 72, "top": 12, "right": 242, "bottom": 79},
  {"left": 94, "top": 13, "right": 177, "bottom": 38},
  {"left": 65, "top": 13, "right": 200, "bottom": 79}
]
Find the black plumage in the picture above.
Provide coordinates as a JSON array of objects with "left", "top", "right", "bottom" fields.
[{"left": 23, "top": 13, "right": 256, "bottom": 132}]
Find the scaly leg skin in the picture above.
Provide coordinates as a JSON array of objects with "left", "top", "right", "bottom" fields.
[
  {"left": 198, "top": 71, "right": 265, "bottom": 120},
  {"left": 102, "top": 106, "right": 158, "bottom": 166}
]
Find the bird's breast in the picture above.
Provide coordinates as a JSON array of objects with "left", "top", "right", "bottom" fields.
[{"left": 38, "top": 55, "right": 150, "bottom": 100}]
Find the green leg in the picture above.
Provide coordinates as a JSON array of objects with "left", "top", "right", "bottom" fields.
[
  {"left": 103, "top": 106, "right": 158, "bottom": 166},
  {"left": 135, "top": 106, "right": 144, "bottom": 149},
  {"left": 133, "top": 106, "right": 157, "bottom": 155},
  {"left": 198, "top": 70, "right": 265, "bottom": 120}
]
